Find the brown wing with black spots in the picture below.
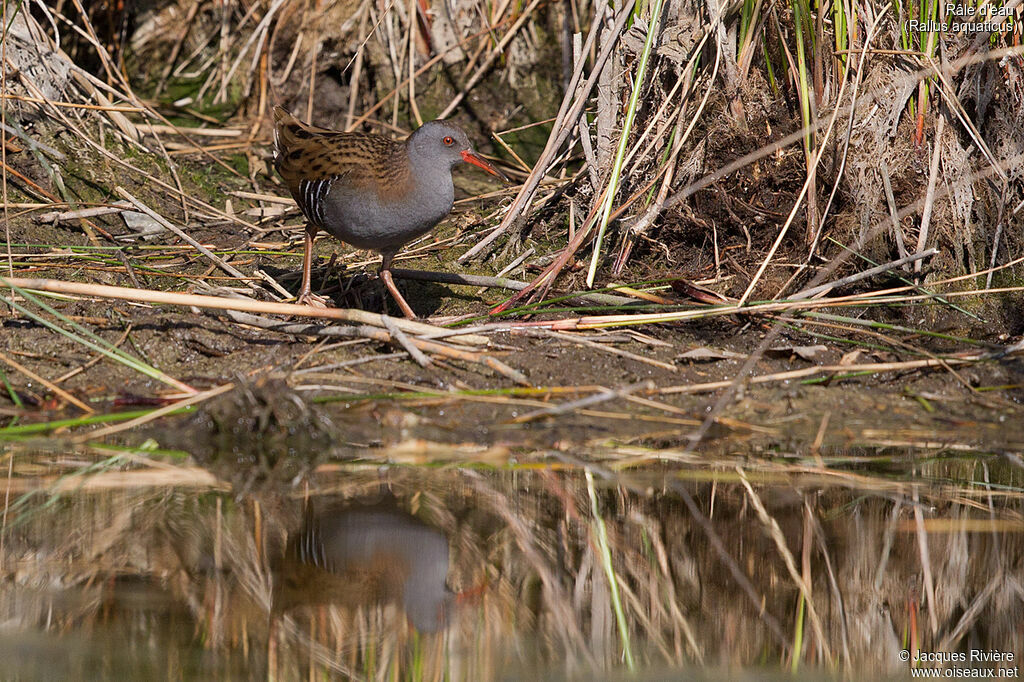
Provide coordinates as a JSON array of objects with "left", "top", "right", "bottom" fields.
[{"left": 272, "top": 107, "right": 411, "bottom": 225}]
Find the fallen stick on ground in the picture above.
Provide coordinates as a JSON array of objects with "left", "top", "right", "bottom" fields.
[
  {"left": 0, "top": 277, "right": 489, "bottom": 346},
  {"left": 789, "top": 248, "right": 939, "bottom": 300},
  {"left": 391, "top": 268, "right": 636, "bottom": 307}
]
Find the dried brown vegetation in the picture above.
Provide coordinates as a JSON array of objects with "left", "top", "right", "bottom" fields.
[{"left": 1, "top": 0, "right": 1024, "bottom": 677}]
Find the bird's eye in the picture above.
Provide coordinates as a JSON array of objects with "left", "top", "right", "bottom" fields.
[{"left": 443, "top": 136, "right": 455, "bottom": 146}]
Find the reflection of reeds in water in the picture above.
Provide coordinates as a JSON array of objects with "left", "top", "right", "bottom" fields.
[{"left": 1, "top": 464, "right": 1021, "bottom": 678}]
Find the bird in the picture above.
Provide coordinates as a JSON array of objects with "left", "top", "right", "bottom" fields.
[
  {"left": 274, "top": 503, "right": 454, "bottom": 633},
  {"left": 272, "top": 106, "right": 507, "bottom": 318}
]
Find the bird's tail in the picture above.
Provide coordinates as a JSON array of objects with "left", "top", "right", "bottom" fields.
[
  {"left": 272, "top": 106, "right": 301, "bottom": 160},
  {"left": 273, "top": 106, "right": 340, "bottom": 158}
]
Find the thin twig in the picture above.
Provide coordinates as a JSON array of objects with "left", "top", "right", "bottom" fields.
[
  {"left": 0, "top": 350, "right": 93, "bottom": 412},
  {"left": 790, "top": 248, "right": 938, "bottom": 300}
]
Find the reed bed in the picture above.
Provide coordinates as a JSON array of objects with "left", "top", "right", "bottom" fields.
[{"left": 0, "top": 0, "right": 1023, "bottom": 675}]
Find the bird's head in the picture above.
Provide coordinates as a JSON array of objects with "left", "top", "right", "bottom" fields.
[{"left": 407, "top": 120, "right": 508, "bottom": 181}]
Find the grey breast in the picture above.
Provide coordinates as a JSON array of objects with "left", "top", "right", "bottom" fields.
[{"left": 321, "top": 164, "right": 455, "bottom": 254}]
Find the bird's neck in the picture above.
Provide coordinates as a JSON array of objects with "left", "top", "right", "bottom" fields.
[{"left": 403, "top": 148, "right": 455, "bottom": 209}]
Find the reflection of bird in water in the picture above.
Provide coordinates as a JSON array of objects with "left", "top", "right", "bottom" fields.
[{"left": 273, "top": 502, "right": 453, "bottom": 633}]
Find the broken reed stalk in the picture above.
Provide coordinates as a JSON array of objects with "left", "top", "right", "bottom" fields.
[{"left": 215, "top": 309, "right": 529, "bottom": 385}]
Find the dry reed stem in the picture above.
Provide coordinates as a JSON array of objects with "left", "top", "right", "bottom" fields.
[
  {"left": 0, "top": 350, "right": 93, "bottom": 413},
  {"left": 0, "top": 278, "right": 489, "bottom": 345},
  {"left": 511, "top": 381, "right": 654, "bottom": 423},
  {"left": 381, "top": 315, "right": 432, "bottom": 368},
  {"left": 391, "top": 268, "right": 635, "bottom": 306},
  {"left": 789, "top": 248, "right": 938, "bottom": 300},
  {"left": 459, "top": 0, "right": 636, "bottom": 263},
  {"left": 0, "top": 93, "right": 141, "bottom": 113}
]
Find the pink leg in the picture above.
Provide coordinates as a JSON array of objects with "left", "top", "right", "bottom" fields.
[
  {"left": 380, "top": 253, "right": 416, "bottom": 319},
  {"left": 296, "top": 227, "right": 329, "bottom": 308}
]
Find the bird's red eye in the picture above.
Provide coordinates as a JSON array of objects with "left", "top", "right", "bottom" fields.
[{"left": 443, "top": 136, "right": 455, "bottom": 146}]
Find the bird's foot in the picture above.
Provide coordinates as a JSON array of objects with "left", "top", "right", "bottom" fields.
[{"left": 295, "top": 290, "right": 332, "bottom": 308}]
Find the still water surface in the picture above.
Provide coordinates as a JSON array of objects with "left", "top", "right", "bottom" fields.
[{"left": 1, "top": 453, "right": 1021, "bottom": 680}]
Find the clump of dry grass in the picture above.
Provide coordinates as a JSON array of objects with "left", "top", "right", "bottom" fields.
[
  {"left": 0, "top": 3, "right": 1022, "bottom": 431},
  {"left": 7, "top": 0, "right": 1024, "bottom": 283},
  {"left": 6, "top": 0, "right": 1023, "bottom": 308}
]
